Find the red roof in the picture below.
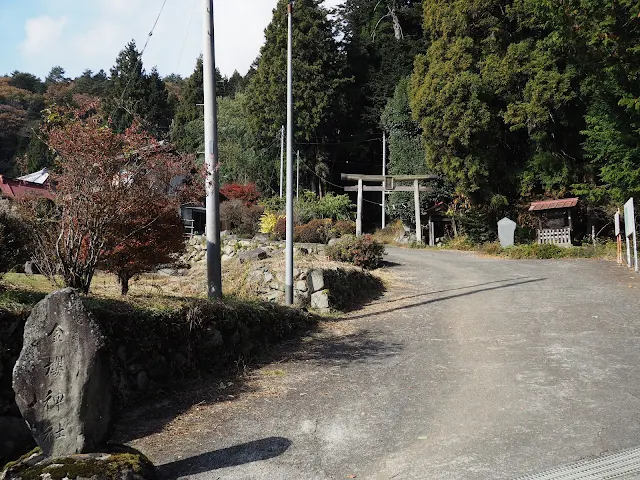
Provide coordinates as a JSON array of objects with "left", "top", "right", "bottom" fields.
[
  {"left": 0, "top": 175, "right": 55, "bottom": 201},
  {"left": 529, "top": 198, "right": 578, "bottom": 212}
]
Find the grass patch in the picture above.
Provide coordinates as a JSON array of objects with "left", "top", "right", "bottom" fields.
[{"left": 371, "top": 220, "right": 405, "bottom": 245}]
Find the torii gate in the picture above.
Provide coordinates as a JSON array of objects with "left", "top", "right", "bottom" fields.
[{"left": 341, "top": 173, "right": 438, "bottom": 243}]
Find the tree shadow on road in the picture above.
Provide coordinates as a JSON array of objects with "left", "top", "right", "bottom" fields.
[
  {"left": 157, "top": 436, "right": 292, "bottom": 479},
  {"left": 113, "top": 325, "right": 402, "bottom": 443},
  {"left": 346, "top": 277, "right": 547, "bottom": 320}
]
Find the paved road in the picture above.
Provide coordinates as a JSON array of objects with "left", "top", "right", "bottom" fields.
[{"left": 121, "top": 248, "right": 640, "bottom": 479}]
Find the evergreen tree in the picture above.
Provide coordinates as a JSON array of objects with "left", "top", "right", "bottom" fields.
[
  {"left": 245, "top": 0, "right": 349, "bottom": 191},
  {"left": 104, "top": 41, "right": 172, "bottom": 137}
]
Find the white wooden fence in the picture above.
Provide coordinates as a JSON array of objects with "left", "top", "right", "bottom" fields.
[{"left": 537, "top": 227, "right": 571, "bottom": 247}]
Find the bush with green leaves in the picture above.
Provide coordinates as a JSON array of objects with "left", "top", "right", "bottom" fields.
[
  {"left": 0, "top": 211, "right": 31, "bottom": 277},
  {"left": 296, "top": 191, "right": 354, "bottom": 224},
  {"left": 326, "top": 235, "right": 385, "bottom": 270}
]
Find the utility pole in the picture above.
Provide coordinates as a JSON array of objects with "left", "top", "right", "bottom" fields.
[
  {"left": 285, "top": 0, "right": 294, "bottom": 305},
  {"left": 279, "top": 125, "right": 284, "bottom": 198},
  {"left": 382, "top": 132, "right": 387, "bottom": 229},
  {"left": 296, "top": 149, "right": 300, "bottom": 200},
  {"left": 203, "top": 0, "right": 222, "bottom": 299}
]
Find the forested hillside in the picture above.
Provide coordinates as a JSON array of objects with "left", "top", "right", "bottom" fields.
[{"left": 2, "top": 0, "right": 639, "bottom": 220}]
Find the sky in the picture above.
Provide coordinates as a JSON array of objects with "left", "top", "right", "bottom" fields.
[{"left": 0, "top": 0, "right": 344, "bottom": 80}]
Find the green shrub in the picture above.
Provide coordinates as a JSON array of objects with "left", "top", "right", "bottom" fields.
[
  {"left": 455, "top": 208, "right": 497, "bottom": 244},
  {"left": 326, "top": 235, "right": 385, "bottom": 269},
  {"left": 294, "top": 219, "right": 333, "bottom": 243},
  {"left": 296, "top": 191, "right": 354, "bottom": 223},
  {"left": 0, "top": 211, "right": 31, "bottom": 277}
]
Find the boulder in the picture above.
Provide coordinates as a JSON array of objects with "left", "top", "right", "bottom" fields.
[
  {"left": 310, "top": 291, "right": 330, "bottom": 312},
  {"left": 0, "top": 417, "right": 35, "bottom": 467},
  {"left": 12, "top": 289, "right": 112, "bottom": 458},
  {"left": 238, "top": 248, "right": 269, "bottom": 264},
  {"left": 307, "top": 270, "right": 325, "bottom": 293},
  {"left": 0, "top": 446, "right": 157, "bottom": 480}
]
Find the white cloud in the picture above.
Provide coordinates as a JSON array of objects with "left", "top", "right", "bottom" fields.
[
  {"left": 20, "top": 15, "right": 68, "bottom": 56},
  {"left": 17, "top": 0, "right": 344, "bottom": 79}
]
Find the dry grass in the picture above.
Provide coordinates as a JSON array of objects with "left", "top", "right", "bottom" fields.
[{"left": 371, "top": 219, "right": 405, "bottom": 245}]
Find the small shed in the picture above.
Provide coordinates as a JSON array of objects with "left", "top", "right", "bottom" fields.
[{"left": 528, "top": 198, "right": 578, "bottom": 247}]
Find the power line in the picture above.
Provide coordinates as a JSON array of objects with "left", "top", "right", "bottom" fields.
[
  {"left": 109, "top": 0, "right": 170, "bottom": 123},
  {"left": 294, "top": 137, "right": 381, "bottom": 146},
  {"left": 176, "top": 0, "right": 198, "bottom": 73}
]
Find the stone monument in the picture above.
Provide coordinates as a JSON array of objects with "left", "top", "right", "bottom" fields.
[
  {"left": 497, "top": 217, "right": 517, "bottom": 248},
  {"left": 12, "top": 288, "right": 112, "bottom": 458}
]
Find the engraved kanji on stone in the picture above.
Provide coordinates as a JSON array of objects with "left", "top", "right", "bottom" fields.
[
  {"left": 51, "top": 325, "right": 65, "bottom": 343},
  {"left": 45, "top": 356, "right": 65, "bottom": 378},
  {"left": 44, "top": 391, "right": 65, "bottom": 412}
]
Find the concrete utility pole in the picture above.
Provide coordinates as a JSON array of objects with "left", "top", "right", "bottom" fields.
[
  {"left": 285, "top": 0, "right": 294, "bottom": 305},
  {"left": 203, "top": 0, "right": 222, "bottom": 299},
  {"left": 296, "top": 149, "right": 300, "bottom": 200},
  {"left": 382, "top": 132, "right": 386, "bottom": 229},
  {"left": 280, "top": 125, "right": 284, "bottom": 198}
]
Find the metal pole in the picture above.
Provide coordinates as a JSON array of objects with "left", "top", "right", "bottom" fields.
[
  {"left": 279, "top": 125, "right": 284, "bottom": 198},
  {"left": 203, "top": 0, "right": 222, "bottom": 299},
  {"left": 382, "top": 132, "right": 386, "bottom": 229},
  {"left": 356, "top": 179, "right": 363, "bottom": 236},
  {"left": 285, "top": 0, "right": 294, "bottom": 305},
  {"left": 414, "top": 179, "right": 422, "bottom": 243},
  {"left": 296, "top": 149, "right": 300, "bottom": 200},
  {"left": 634, "top": 230, "right": 639, "bottom": 272}
]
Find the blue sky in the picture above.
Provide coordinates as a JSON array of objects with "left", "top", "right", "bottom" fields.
[{"left": 0, "top": 0, "right": 343, "bottom": 80}]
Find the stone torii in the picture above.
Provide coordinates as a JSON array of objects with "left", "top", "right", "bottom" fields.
[{"left": 341, "top": 173, "right": 439, "bottom": 243}]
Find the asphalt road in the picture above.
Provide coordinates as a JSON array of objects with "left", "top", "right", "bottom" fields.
[{"left": 121, "top": 248, "right": 640, "bottom": 479}]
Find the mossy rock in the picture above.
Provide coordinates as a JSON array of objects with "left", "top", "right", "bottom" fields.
[{"left": 1, "top": 445, "right": 157, "bottom": 480}]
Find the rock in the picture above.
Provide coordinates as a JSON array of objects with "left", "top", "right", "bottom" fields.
[
  {"left": 310, "top": 291, "right": 330, "bottom": 312},
  {"left": 0, "top": 417, "right": 35, "bottom": 467},
  {"left": 307, "top": 269, "right": 325, "bottom": 293},
  {"left": 294, "top": 291, "right": 309, "bottom": 307},
  {"left": 266, "top": 291, "right": 283, "bottom": 303},
  {"left": 223, "top": 245, "right": 235, "bottom": 255},
  {"left": 238, "top": 248, "right": 269, "bottom": 264},
  {"left": 263, "top": 271, "right": 274, "bottom": 283},
  {"left": 23, "top": 262, "right": 39, "bottom": 276},
  {"left": 12, "top": 288, "right": 112, "bottom": 458},
  {"left": 327, "top": 238, "right": 340, "bottom": 246},
  {"left": 221, "top": 254, "right": 234, "bottom": 263},
  {"left": 295, "top": 280, "right": 308, "bottom": 292},
  {"left": 0, "top": 445, "right": 157, "bottom": 480},
  {"left": 252, "top": 234, "right": 270, "bottom": 243},
  {"left": 238, "top": 240, "right": 253, "bottom": 249}
]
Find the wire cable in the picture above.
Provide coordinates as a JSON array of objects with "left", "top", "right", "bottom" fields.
[
  {"left": 109, "top": 0, "right": 170, "bottom": 123},
  {"left": 176, "top": 0, "right": 198, "bottom": 73}
]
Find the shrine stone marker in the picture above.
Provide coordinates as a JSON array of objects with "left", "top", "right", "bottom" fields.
[
  {"left": 12, "top": 288, "right": 112, "bottom": 458},
  {"left": 497, "top": 217, "right": 517, "bottom": 248}
]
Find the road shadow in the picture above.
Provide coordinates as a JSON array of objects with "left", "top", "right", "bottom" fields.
[
  {"left": 277, "top": 328, "right": 403, "bottom": 367},
  {"left": 376, "top": 277, "right": 534, "bottom": 305},
  {"left": 158, "top": 436, "right": 292, "bottom": 479},
  {"left": 347, "top": 277, "right": 547, "bottom": 320},
  {"left": 113, "top": 325, "right": 402, "bottom": 443}
]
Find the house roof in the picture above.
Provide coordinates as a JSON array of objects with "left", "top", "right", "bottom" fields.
[
  {"left": 16, "top": 168, "right": 49, "bottom": 185},
  {"left": 529, "top": 198, "right": 578, "bottom": 212}
]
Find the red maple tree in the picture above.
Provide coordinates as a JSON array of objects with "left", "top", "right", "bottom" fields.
[{"left": 21, "top": 104, "right": 198, "bottom": 294}]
